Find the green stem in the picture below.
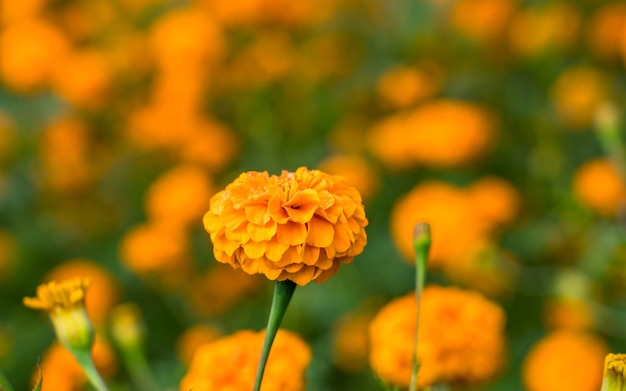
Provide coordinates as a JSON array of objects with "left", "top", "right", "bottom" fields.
[
  {"left": 0, "top": 368, "right": 15, "bottom": 391},
  {"left": 410, "top": 223, "right": 431, "bottom": 391},
  {"left": 72, "top": 349, "right": 109, "bottom": 391},
  {"left": 119, "top": 345, "right": 161, "bottom": 391},
  {"left": 253, "top": 280, "right": 297, "bottom": 391}
]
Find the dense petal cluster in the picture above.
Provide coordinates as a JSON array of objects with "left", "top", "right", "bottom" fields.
[
  {"left": 523, "top": 330, "right": 608, "bottom": 391},
  {"left": 180, "top": 329, "right": 311, "bottom": 391},
  {"left": 369, "top": 286, "right": 506, "bottom": 388},
  {"left": 23, "top": 278, "right": 90, "bottom": 312},
  {"left": 203, "top": 167, "right": 368, "bottom": 286}
]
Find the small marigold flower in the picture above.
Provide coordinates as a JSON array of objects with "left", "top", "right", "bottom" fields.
[
  {"left": 450, "top": 0, "right": 518, "bottom": 44},
  {"left": 376, "top": 64, "right": 443, "bottom": 108},
  {"left": 203, "top": 167, "right": 368, "bottom": 286},
  {"left": 523, "top": 330, "right": 608, "bottom": 391},
  {"left": 145, "top": 164, "right": 214, "bottom": 228},
  {"left": 369, "top": 286, "right": 506, "bottom": 388},
  {"left": 23, "top": 278, "right": 94, "bottom": 352},
  {"left": 368, "top": 100, "right": 494, "bottom": 169},
  {"left": 573, "top": 158, "right": 625, "bottom": 216},
  {"left": 180, "top": 329, "right": 311, "bottom": 391},
  {"left": 587, "top": 3, "right": 626, "bottom": 61},
  {"left": 45, "top": 259, "right": 119, "bottom": 326},
  {"left": 602, "top": 354, "right": 626, "bottom": 391}
]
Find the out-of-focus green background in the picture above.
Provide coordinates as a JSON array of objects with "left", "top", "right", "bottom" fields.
[{"left": 1, "top": 0, "right": 626, "bottom": 390}]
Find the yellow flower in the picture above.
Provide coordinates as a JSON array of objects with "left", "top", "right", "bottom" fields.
[
  {"left": 573, "top": 158, "right": 625, "bottom": 216},
  {"left": 203, "top": 167, "right": 368, "bottom": 286},
  {"left": 180, "top": 329, "right": 311, "bottom": 391},
  {"left": 369, "top": 286, "right": 506, "bottom": 388},
  {"left": 523, "top": 330, "right": 608, "bottom": 391},
  {"left": 603, "top": 354, "right": 626, "bottom": 391},
  {"left": 23, "top": 278, "right": 94, "bottom": 352}
]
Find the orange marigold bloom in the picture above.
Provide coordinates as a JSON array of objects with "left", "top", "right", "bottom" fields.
[
  {"left": 376, "top": 64, "right": 443, "bottom": 108},
  {"left": 508, "top": 2, "right": 580, "bottom": 57},
  {"left": 368, "top": 100, "right": 494, "bottom": 169},
  {"left": 177, "top": 118, "right": 240, "bottom": 173},
  {"left": 149, "top": 8, "right": 224, "bottom": 71},
  {"left": 550, "top": 66, "right": 610, "bottom": 129},
  {"left": 37, "top": 338, "right": 117, "bottom": 391},
  {"left": 450, "top": 0, "right": 518, "bottom": 44},
  {"left": 573, "top": 158, "right": 625, "bottom": 216},
  {"left": 586, "top": 2, "right": 626, "bottom": 61},
  {"left": 391, "top": 179, "right": 517, "bottom": 268},
  {"left": 523, "top": 330, "right": 608, "bottom": 391},
  {"left": 145, "top": 164, "right": 214, "bottom": 228},
  {"left": 203, "top": 167, "right": 368, "bottom": 286},
  {"left": 369, "top": 286, "right": 506, "bottom": 388},
  {"left": 119, "top": 222, "right": 190, "bottom": 279},
  {"left": 45, "top": 259, "right": 119, "bottom": 326},
  {"left": 0, "top": 0, "right": 48, "bottom": 24},
  {"left": 180, "top": 329, "right": 311, "bottom": 391},
  {"left": 0, "top": 19, "right": 70, "bottom": 92},
  {"left": 51, "top": 49, "right": 113, "bottom": 110}
]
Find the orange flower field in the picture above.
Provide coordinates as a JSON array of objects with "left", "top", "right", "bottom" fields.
[{"left": 1, "top": 0, "right": 626, "bottom": 390}]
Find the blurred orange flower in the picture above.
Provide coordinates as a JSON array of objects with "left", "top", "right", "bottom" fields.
[
  {"left": 203, "top": 167, "right": 368, "bottom": 286},
  {"left": 390, "top": 178, "right": 519, "bottom": 267},
  {"left": 51, "top": 49, "right": 113, "bottom": 110},
  {"left": 317, "top": 154, "right": 379, "bottom": 200},
  {"left": 180, "top": 329, "right": 311, "bottom": 391},
  {"left": 145, "top": 164, "right": 214, "bottom": 228},
  {"left": 368, "top": 100, "right": 494, "bottom": 169},
  {"left": 543, "top": 298, "right": 594, "bottom": 331},
  {"left": 523, "top": 330, "right": 608, "bottom": 391},
  {"left": 119, "top": 222, "right": 190, "bottom": 279},
  {"left": 369, "top": 286, "right": 506, "bottom": 388},
  {"left": 450, "top": 0, "right": 518, "bottom": 44},
  {"left": 550, "top": 66, "right": 610, "bottom": 129},
  {"left": 508, "top": 2, "right": 580, "bottom": 57},
  {"left": 45, "top": 259, "right": 119, "bottom": 326},
  {"left": 573, "top": 158, "right": 625, "bottom": 216},
  {"left": 332, "top": 307, "right": 377, "bottom": 372},
  {"left": 376, "top": 64, "right": 443, "bottom": 108},
  {"left": 0, "top": 0, "right": 48, "bottom": 24},
  {"left": 586, "top": 2, "right": 626, "bottom": 61},
  {"left": 0, "top": 19, "right": 70, "bottom": 92},
  {"left": 37, "top": 337, "right": 117, "bottom": 391},
  {"left": 177, "top": 118, "right": 240, "bottom": 172}
]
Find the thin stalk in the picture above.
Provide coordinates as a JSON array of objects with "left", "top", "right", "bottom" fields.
[
  {"left": 119, "top": 345, "right": 161, "bottom": 391},
  {"left": 253, "top": 280, "right": 297, "bottom": 391},
  {"left": 72, "top": 349, "right": 109, "bottom": 391},
  {"left": 410, "top": 223, "right": 431, "bottom": 391}
]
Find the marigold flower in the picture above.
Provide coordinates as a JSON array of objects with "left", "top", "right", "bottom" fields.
[
  {"left": 45, "top": 259, "right": 119, "bottom": 325},
  {"left": 376, "top": 64, "right": 443, "bottom": 108},
  {"left": 368, "top": 100, "right": 494, "bottom": 169},
  {"left": 177, "top": 118, "right": 240, "bottom": 172},
  {"left": 587, "top": 2, "right": 626, "bottom": 61},
  {"left": 550, "top": 66, "right": 610, "bottom": 129},
  {"left": 603, "top": 354, "right": 626, "bottom": 391},
  {"left": 0, "top": 0, "right": 48, "bottom": 24},
  {"left": 145, "top": 164, "right": 214, "bottom": 228},
  {"left": 23, "top": 278, "right": 94, "bottom": 352},
  {"left": 203, "top": 167, "right": 368, "bottom": 286},
  {"left": 0, "top": 19, "right": 70, "bottom": 92},
  {"left": 523, "top": 330, "right": 608, "bottom": 391},
  {"left": 573, "top": 158, "right": 625, "bottom": 216},
  {"left": 508, "top": 2, "right": 580, "bottom": 57},
  {"left": 369, "top": 286, "right": 506, "bottom": 388},
  {"left": 119, "top": 222, "right": 190, "bottom": 279},
  {"left": 51, "top": 49, "right": 113, "bottom": 110},
  {"left": 180, "top": 329, "right": 311, "bottom": 391},
  {"left": 391, "top": 179, "right": 518, "bottom": 268},
  {"left": 450, "top": 0, "right": 518, "bottom": 44}
]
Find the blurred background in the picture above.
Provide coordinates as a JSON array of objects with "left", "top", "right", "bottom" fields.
[{"left": 1, "top": 0, "right": 626, "bottom": 389}]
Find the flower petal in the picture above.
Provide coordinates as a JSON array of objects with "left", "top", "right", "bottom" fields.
[{"left": 276, "top": 221, "right": 307, "bottom": 246}]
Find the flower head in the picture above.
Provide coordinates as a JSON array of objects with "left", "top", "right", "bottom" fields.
[
  {"left": 369, "top": 285, "right": 506, "bottom": 388},
  {"left": 574, "top": 158, "right": 625, "bottom": 216},
  {"left": 24, "top": 278, "right": 94, "bottom": 352},
  {"left": 203, "top": 167, "right": 368, "bottom": 286},
  {"left": 180, "top": 329, "right": 311, "bottom": 391},
  {"left": 523, "top": 330, "right": 608, "bottom": 391}
]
